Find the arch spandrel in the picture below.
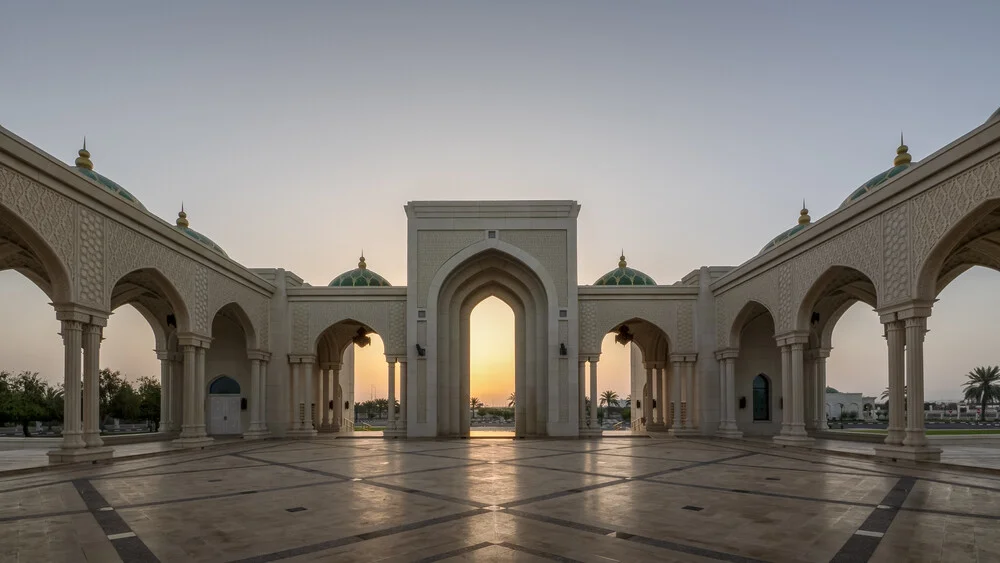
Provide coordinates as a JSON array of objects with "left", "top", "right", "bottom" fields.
[
  {"left": 911, "top": 154, "right": 1000, "bottom": 301},
  {"left": 714, "top": 266, "right": 782, "bottom": 349},
  {"left": 792, "top": 264, "right": 878, "bottom": 335},
  {"left": 294, "top": 300, "right": 406, "bottom": 356},
  {"left": 0, "top": 167, "right": 76, "bottom": 303},
  {"left": 207, "top": 270, "right": 269, "bottom": 350},
  {"left": 577, "top": 299, "right": 679, "bottom": 356},
  {"left": 726, "top": 299, "right": 777, "bottom": 350},
  {"left": 108, "top": 267, "right": 194, "bottom": 334}
]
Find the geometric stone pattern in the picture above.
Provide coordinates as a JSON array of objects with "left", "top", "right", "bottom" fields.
[
  {"left": 500, "top": 229, "right": 569, "bottom": 306},
  {"left": 4, "top": 437, "right": 1000, "bottom": 563},
  {"left": 578, "top": 298, "right": 681, "bottom": 355},
  {"left": 291, "top": 298, "right": 407, "bottom": 356},
  {"left": 77, "top": 208, "right": 104, "bottom": 308},
  {"left": 416, "top": 230, "right": 485, "bottom": 308}
]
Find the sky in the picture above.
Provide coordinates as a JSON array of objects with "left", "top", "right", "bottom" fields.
[{"left": 1, "top": 1, "right": 999, "bottom": 404}]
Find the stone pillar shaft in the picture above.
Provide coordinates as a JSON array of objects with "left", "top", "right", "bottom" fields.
[
  {"left": 725, "top": 357, "right": 738, "bottom": 429},
  {"left": 816, "top": 355, "right": 829, "bottom": 431},
  {"left": 779, "top": 345, "right": 792, "bottom": 435},
  {"left": 589, "top": 360, "right": 598, "bottom": 428},
  {"left": 903, "top": 317, "right": 928, "bottom": 447},
  {"left": 82, "top": 324, "right": 103, "bottom": 447},
  {"left": 194, "top": 347, "right": 207, "bottom": 437},
  {"left": 671, "top": 361, "right": 682, "bottom": 428},
  {"left": 159, "top": 354, "right": 171, "bottom": 434},
  {"left": 399, "top": 361, "right": 408, "bottom": 426},
  {"left": 249, "top": 359, "right": 262, "bottom": 431},
  {"left": 181, "top": 345, "right": 197, "bottom": 437},
  {"left": 388, "top": 359, "right": 396, "bottom": 424},
  {"left": 578, "top": 360, "right": 586, "bottom": 429},
  {"left": 304, "top": 360, "right": 315, "bottom": 431},
  {"left": 790, "top": 343, "right": 807, "bottom": 436},
  {"left": 885, "top": 321, "right": 906, "bottom": 446},
  {"left": 59, "top": 320, "right": 85, "bottom": 449},
  {"left": 647, "top": 365, "right": 657, "bottom": 425}
]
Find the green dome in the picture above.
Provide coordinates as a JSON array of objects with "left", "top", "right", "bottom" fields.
[
  {"left": 173, "top": 209, "right": 228, "bottom": 258},
  {"left": 594, "top": 254, "right": 656, "bottom": 286},
  {"left": 72, "top": 146, "right": 145, "bottom": 210},
  {"left": 760, "top": 206, "right": 811, "bottom": 255},
  {"left": 329, "top": 255, "right": 391, "bottom": 287},
  {"left": 840, "top": 141, "right": 913, "bottom": 208}
]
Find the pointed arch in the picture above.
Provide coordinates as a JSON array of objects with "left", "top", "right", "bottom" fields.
[
  {"left": 212, "top": 302, "right": 259, "bottom": 350},
  {"left": 728, "top": 300, "right": 776, "bottom": 350},
  {"left": 915, "top": 199, "right": 1000, "bottom": 301},
  {"left": 109, "top": 267, "right": 192, "bottom": 334},
  {"left": 0, "top": 203, "right": 72, "bottom": 302}
]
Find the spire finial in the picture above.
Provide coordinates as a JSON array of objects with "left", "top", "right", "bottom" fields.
[
  {"left": 894, "top": 132, "right": 912, "bottom": 167},
  {"left": 75, "top": 137, "right": 93, "bottom": 170},
  {"left": 798, "top": 201, "right": 811, "bottom": 225},
  {"left": 176, "top": 203, "right": 189, "bottom": 228},
  {"left": 358, "top": 251, "right": 367, "bottom": 269},
  {"left": 618, "top": 251, "right": 627, "bottom": 269}
]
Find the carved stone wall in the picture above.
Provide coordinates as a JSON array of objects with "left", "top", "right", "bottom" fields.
[
  {"left": 714, "top": 267, "right": 782, "bottom": 349},
  {"left": 416, "top": 230, "right": 484, "bottom": 307},
  {"left": 206, "top": 269, "right": 271, "bottom": 349},
  {"left": 78, "top": 208, "right": 105, "bottom": 308},
  {"left": 499, "top": 230, "right": 568, "bottom": 306},
  {"left": 291, "top": 300, "right": 406, "bottom": 356},
  {"left": 910, "top": 153, "right": 1000, "bottom": 297},
  {"left": 0, "top": 164, "right": 77, "bottom": 300},
  {"left": 578, "top": 298, "right": 684, "bottom": 355}
]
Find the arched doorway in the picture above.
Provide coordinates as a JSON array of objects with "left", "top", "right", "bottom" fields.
[
  {"left": 208, "top": 376, "right": 242, "bottom": 435},
  {"left": 602, "top": 318, "right": 671, "bottom": 434},
  {"left": 469, "top": 296, "right": 515, "bottom": 434},
  {"left": 313, "top": 320, "right": 383, "bottom": 435},
  {"left": 434, "top": 250, "right": 550, "bottom": 437}
]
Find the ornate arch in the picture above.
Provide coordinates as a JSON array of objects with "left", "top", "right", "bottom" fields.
[
  {"left": 0, "top": 200, "right": 73, "bottom": 302},
  {"left": 727, "top": 299, "right": 777, "bottom": 350},
  {"left": 294, "top": 300, "right": 404, "bottom": 356},
  {"left": 211, "top": 301, "right": 259, "bottom": 350},
  {"left": 578, "top": 302, "right": 676, "bottom": 356},
  {"left": 793, "top": 265, "right": 878, "bottom": 334},
  {"left": 108, "top": 267, "right": 193, "bottom": 334},
  {"left": 914, "top": 196, "right": 1000, "bottom": 301}
]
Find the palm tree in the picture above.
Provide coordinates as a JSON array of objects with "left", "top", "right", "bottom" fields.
[
  {"left": 879, "top": 385, "right": 907, "bottom": 407},
  {"left": 470, "top": 397, "right": 483, "bottom": 419},
  {"left": 507, "top": 392, "right": 516, "bottom": 408},
  {"left": 963, "top": 366, "right": 1000, "bottom": 422},
  {"left": 600, "top": 390, "right": 619, "bottom": 409}
]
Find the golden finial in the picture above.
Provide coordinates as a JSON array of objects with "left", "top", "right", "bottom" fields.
[
  {"left": 75, "top": 137, "right": 93, "bottom": 170},
  {"left": 894, "top": 132, "right": 911, "bottom": 167},
  {"left": 358, "top": 251, "right": 367, "bottom": 269},
  {"left": 798, "top": 200, "right": 811, "bottom": 225},
  {"left": 618, "top": 251, "right": 627, "bottom": 269},
  {"left": 176, "top": 203, "right": 189, "bottom": 228}
]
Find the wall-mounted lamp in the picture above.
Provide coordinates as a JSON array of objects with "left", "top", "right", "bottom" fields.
[
  {"left": 166, "top": 314, "right": 177, "bottom": 328},
  {"left": 636, "top": 400, "right": 641, "bottom": 409},
  {"left": 559, "top": 343, "right": 567, "bottom": 356},
  {"left": 652, "top": 399, "right": 657, "bottom": 408},
  {"left": 779, "top": 397, "right": 783, "bottom": 409},
  {"left": 329, "top": 400, "right": 335, "bottom": 410},
  {"left": 416, "top": 343, "right": 426, "bottom": 357},
  {"left": 241, "top": 398, "right": 248, "bottom": 410},
  {"left": 739, "top": 397, "right": 746, "bottom": 409},
  {"left": 344, "top": 401, "right": 350, "bottom": 410}
]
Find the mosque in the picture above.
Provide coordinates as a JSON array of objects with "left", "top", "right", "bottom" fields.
[{"left": 1, "top": 107, "right": 999, "bottom": 465}]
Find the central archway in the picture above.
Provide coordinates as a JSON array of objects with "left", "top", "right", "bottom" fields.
[{"left": 436, "top": 250, "right": 550, "bottom": 437}]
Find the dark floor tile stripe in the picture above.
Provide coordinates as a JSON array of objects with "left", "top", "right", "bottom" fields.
[
  {"left": 0, "top": 508, "right": 90, "bottom": 523},
  {"left": 412, "top": 541, "right": 494, "bottom": 563},
  {"left": 830, "top": 476, "right": 916, "bottom": 563},
  {"left": 503, "top": 508, "right": 615, "bottom": 535},
  {"left": 631, "top": 452, "right": 756, "bottom": 479},
  {"left": 363, "top": 479, "right": 489, "bottom": 508},
  {"left": 72, "top": 479, "right": 160, "bottom": 562},
  {"left": 499, "top": 541, "right": 587, "bottom": 562},
  {"left": 503, "top": 478, "right": 629, "bottom": 508},
  {"left": 647, "top": 478, "right": 877, "bottom": 508},
  {"left": 624, "top": 533, "right": 768, "bottom": 563},
  {"left": 123, "top": 478, "right": 347, "bottom": 509}
]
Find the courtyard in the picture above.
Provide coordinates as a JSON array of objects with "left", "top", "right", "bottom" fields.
[{"left": 2, "top": 437, "right": 999, "bottom": 562}]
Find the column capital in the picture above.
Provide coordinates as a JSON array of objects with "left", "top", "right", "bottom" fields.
[
  {"left": 669, "top": 353, "right": 696, "bottom": 363},
  {"left": 155, "top": 349, "right": 171, "bottom": 361},
  {"left": 775, "top": 331, "right": 809, "bottom": 347},
  {"left": 177, "top": 333, "right": 211, "bottom": 348},
  {"left": 877, "top": 299, "right": 934, "bottom": 323},
  {"left": 53, "top": 303, "right": 109, "bottom": 326},
  {"left": 247, "top": 349, "right": 268, "bottom": 361},
  {"left": 288, "top": 354, "right": 317, "bottom": 364},
  {"left": 807, "top": 347, "right": 831, "bottom": 360},
  {"left": 715, "top": 348, "right": 739, "bottom": 360}
]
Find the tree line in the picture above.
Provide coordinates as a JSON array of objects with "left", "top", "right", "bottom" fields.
[{"left": 0, "top": 369, "right": 161, "bottom": 436}]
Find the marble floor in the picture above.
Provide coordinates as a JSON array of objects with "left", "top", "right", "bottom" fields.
[{"left": 2, "top": 437, "right": 999, "bottom": 562}]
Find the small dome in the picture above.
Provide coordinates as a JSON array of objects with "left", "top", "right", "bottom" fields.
[
  {"left": 760, "top": 204, "right": 811, "bottom": 255},
  {"left": 329, "top": 255, "right": 391, "bottom": 287},
  {"left": 72, "top": 142, "right": 145, "bottom": 209},
  {"left": 173, "top": 207, "right": 228, "bottom": 258},
  {"left": 593, "top": 253, "right": 656, "bottom": 286},
  {"left": 840, "top": 138, "right": 913, "bottom": 208}
]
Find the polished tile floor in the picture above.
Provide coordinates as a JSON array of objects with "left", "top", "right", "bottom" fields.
[{"left": 2, "top": 437, "right": 999, "bottom": 562}]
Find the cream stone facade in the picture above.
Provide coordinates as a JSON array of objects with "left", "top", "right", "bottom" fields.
[{"left": 2, "top": 108, "right": 1000, "bottom": 464}]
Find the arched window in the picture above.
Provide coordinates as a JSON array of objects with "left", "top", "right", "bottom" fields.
[
  {"left": 752, "top": 374, "right": 770, "bottom": 421},
  {"left": 209, "top": 376, "right": 241, "bottom": 395}
]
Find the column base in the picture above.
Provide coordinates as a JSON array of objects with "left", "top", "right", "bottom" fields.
[
  {"left": 773, "top": 434, "right": 815, "bottom": 446},
  {"left": 83, "top": 432, "right": 104, "bottom": 448},
  {"left": 874, "top": 444, "right": 942, "bottom": 462},
  {"left": 715, "top": 428, "right": 744, "bottom": 439},
  {"left": 287, "top": 428, "right": 318, "bottom": 438},
  {"left": 47, "top": 446, "right": 114, "bottom": 464},
  {"left": 579, "top": 427, "right": 603, "bottom": 437},
  {"left": 669, "top": 427, "right": 700, "bottom": 436},
  {"left": 242, "top": 428, "right": 271, "bottom": 440},
  {"left": 645, "top": 422, "right": 667, "bottom": 433},
  {"left": 172, "top": 436, "right": 215, "bottom": 448}
]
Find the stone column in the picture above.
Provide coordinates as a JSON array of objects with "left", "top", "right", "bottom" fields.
[
  {"left": 803, "top": 352, "right": 815, "bottom": 431},
  {"left": 158, "top": 350, "right": 172, "bottom": 434},
  {"left": 388, "top": 359, "right": 397, "bottom": 426},
  {"left": 290, "top": 361, "right": 301, "bottom": 431},
  {"left": 689, "top": 361, "right": 699, "bottom": 430},
  {"left": 725, "top": 357, "right": 740, "bottom": 434},
  {"left": 716, "top": 357, "right": 727, "bottom": 433},
  {"left": 903, "top": 317, "right": 928, "bottom": 448},
  {"left": 779, "top": 345, "right": 792, "bottom": 436},
  {"left": 645, "top": 365, "right": 656, "bottom": 426},
  {"left": 58, "top": 320, "right": 85, "bottom": 450},
  {"left": 790, "top": 342, "right": 807, "bottom": 437},
  {"left": 194, "top": 346, "right": 208, "bottom": 438},
  {"left": 320, "top": 367, "right": 331, "bottom": 430},
  {"left": 303, "top": 358, "right": 315, "bottom": 432},
  {"left": 399, "top": 360, "right": 408, "bottom": 429},
  {"left": 578, "top": 360, "right": 586, "bottom": 430},
  {"left": 180, "top": 345, "right": 198, "bottom": 438},
  {"left": 260, "top": 358, "right": 269, "bottom": 433},
  {"left": 82, "top": 324, "right": 103, "bottom": 447},
  {"left": 816, "top": 350, "right": 829, "bottom": 431},
  {"left": 683, "top": 361, "right": 694, "bottom": 429},
  {"left": 245, "top": 356, "right": 265, "bottom": 436},
  {"left": 671, "top": 360, "right": 682, "bottom": 429},
  {"left": 332, "top": 364, "right": 341, "bottom": 432},
  {"left": 589, "top": 359, "right": 599, "bottom": 429},
  {"left": 659, "top": 366, "right": 668, "bottom": 426},
  {"left": 885, "top": 320, "right": 906, "bottom": 445}
]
